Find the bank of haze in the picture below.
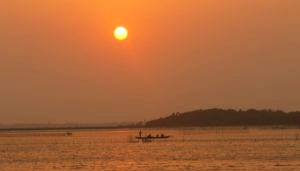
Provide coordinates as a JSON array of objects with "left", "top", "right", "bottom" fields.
[{"left": 146, "top": 109, "right": 300, "bottom": 127}]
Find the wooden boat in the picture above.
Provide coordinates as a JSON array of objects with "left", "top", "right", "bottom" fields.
[
  {"left": 136, "top": 130, "right": 171, "bottom": 142},
  {"left": 136, "top": 135, "right": 171, "bottom": 142},
  {"left": 135, "top": 135, "right": 171, "bottom": 140}
]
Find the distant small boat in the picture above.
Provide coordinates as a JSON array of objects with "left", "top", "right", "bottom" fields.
[
  {"left": 136, "top": 130, "right": 171, "bottom": 142},
  {"left": 66, "top": 132, "right": 72, "bottom": 136},
  {"left": 135, "top": 135, "right": 171, "bottom": 140}
]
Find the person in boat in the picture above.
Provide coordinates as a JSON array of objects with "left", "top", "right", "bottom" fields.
[
  {"left": 139, "top": 130, "right": 142, "bottom": 137},
  {"left": 161, "top": 133, "right": 165, "bottom": 138},
  {"left": 147, "top": 134, "right": 152, "bottom": 138}
]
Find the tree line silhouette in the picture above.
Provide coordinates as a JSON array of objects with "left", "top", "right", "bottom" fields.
[{"left": 146, "top": 108, "right": 300, "bottom": 127}]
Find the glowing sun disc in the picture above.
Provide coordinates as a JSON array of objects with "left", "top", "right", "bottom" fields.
[{"left": 114, "top": 26, "right": 128, "bottom": 40}]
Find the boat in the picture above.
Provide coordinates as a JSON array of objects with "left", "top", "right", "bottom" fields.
[
  {"left": 66, "top": 132, "right": 72, "bottom": 136},
  {"left": 135, "top": 130, "right": 171, "bottom": 142},
  {"left": 135, "top": 135, "right": 171, "bottom": 140}
]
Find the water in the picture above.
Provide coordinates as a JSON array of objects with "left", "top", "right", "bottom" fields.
[{"left": 1, "top": 128, "right": 300, "bottom": 170}]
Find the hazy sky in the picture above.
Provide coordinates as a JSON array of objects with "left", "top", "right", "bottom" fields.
[{"left": 1, "top": 0, "right": 300, "bottom": 123}]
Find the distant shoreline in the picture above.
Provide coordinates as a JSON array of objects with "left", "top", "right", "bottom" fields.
[
  {"left": 0, "top": 126, "right": 143, "bottom": 132},
  {"left": 146, "top": 108, "right": 300, "bottom": 127},
  {"left": 0, "top": 125, "right": 299, "bottom": 132},
  {"left": 2, "top": 108, "right": 300, "bottom": 132}
]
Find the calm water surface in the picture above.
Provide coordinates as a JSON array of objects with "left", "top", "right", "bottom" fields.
[{"left": 0, "top": 128, "right": 300, "bottom": 171}]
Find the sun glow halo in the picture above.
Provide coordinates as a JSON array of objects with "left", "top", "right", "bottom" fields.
[{"left": 114, "top": 26, "right": 128, "bottom": 40}]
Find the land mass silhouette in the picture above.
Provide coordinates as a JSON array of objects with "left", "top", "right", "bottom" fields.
[
  {"left": 146, "top": 108, "right": 300, "bottom": 127},
  {"left": 2, "top": 108, "right": 300, "bottom": 131}
]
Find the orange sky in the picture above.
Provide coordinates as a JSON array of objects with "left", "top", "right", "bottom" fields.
[{"left": 1, "top": 0, "right": 300, "bottom": 123}]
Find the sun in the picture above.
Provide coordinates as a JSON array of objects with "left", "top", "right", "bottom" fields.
[{"left": 114, "top": 26, "right": 128, "bottom": 40}]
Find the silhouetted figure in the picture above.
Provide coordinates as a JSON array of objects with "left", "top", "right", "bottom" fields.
[
  {"left": 161, "top": 133, "right": 164, "bottom": 138},
  {"left": 139, "top": 130, "right": 142, "bottom": 137}
]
